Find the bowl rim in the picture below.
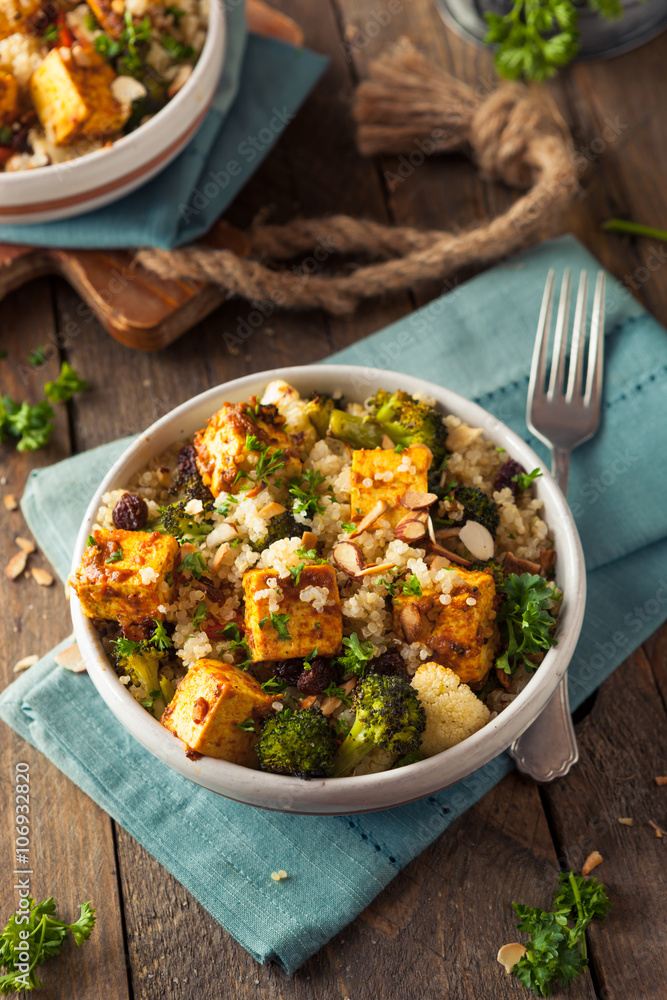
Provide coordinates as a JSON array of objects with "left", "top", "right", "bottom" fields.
[
  {"left": 70, "top": 364, "right": 586, "bottom": 815},
  {"left": 0, "top": 0, "right": 224, "bottom": 189}
]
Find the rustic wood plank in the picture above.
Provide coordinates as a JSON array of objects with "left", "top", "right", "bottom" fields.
[{"left": 0, "top": 280, "right": 130, "bottom": 1000}]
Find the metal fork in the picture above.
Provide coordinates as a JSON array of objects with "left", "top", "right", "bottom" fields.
[{"left": 509, "top": 268, "right": 606, "bottom": 782}]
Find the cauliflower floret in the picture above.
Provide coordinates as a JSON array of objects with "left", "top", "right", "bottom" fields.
[{"left": 411, "top": 662, "right": 491, "bottom": 755}]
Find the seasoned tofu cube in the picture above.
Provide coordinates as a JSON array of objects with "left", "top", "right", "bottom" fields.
[
  {"left": 243, "top": 564, "right": 343, "bottom": 661},
  {"left": 29, "top": 47, "right": 129, "bottom": 145},
  {"left": 70, "top": 528, "right": 179, "bottom": 624},
  {"left": 194, "top": 400, "right": 302, "bottom": 498},
  {"left": 393, "top": 567, "right": 498, "bottom": 686},
  {"left": 350, "top": 445, "right": 432, "bottom": 528},
  {"left": 0, "top": 0, "right": 40, "bottom": 40},
  {"left": 86, "top": 0, "right": 125, "bottom": 37},
  {"left": 0, "top": 72, "right": 18, "bottom": 126},
  {"left": 161, "top": 659, "right": 274, "bottom": 765}
]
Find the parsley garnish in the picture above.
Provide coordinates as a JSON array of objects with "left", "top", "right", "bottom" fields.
[
  {"left": 0, "top": 396, "right": 54, "bottom": 453},
  {"left": 161, "top": 34, "right": 195, "bottom": 61},
  {"left": 401, "top": 574, "right": 422, "bottom": 597},
  {"left": 393, "top": 442, "right": 406, "bottom": 454},
  {"left": 244, "top": 433, "right": 286, "bottom": 481},
  {"left": 219, "top": 622, "right": 252, "bottom": 669},
  {"left": 191, "top": 600, "right": 208, "bottom": 631},
  {"left": 87, "top": 535, "right": 96, "bottom": 547},
  {"left": 511, "top": 871, "right": 612, "bottom": 996},
  {"left": 42, "top": 22, "right": 60, "bottom": 43},
  {"left": 151, "top": 620, "right": 173, "bottom": 651},
  {"left": 484, "top": 0, "right": 580, "bottom": 82},
  {"left": 496, "top": 573, "right": 558, "bottom": 674},
  {"left": 512, "top": 467, "right": 543, "bottom": 493},
  {"left": 28, "top": 345, "right": 48, "bottom": 367},
  {"left": 179, "top": 551, "right": 207, "bottom": 580},
  {"left": 301, "top": 646, "right": 318, "bottom": 670},
  {"left": 341, "top": 522, "right": 355, "bottom": 533},
  {"left": 295, "top": 546, "right": 328, "bottom": 565},
  {"left": 105, "top": 549, "right": 123, "bottom": 564},
  {"left": 166, "top": 4, "right": 185, "bottom": 24},
  {"left": 289, "top": 469, "right": 329, "bottom": 518},
  {"left": 336, "top": 633, "right": 375, "bottom": 677},
  {"left": 288, "top": 561, "right": 306, "bottom": 586},
  {"left": 259, "top": 613, "right": 292, "bottom": 640},
  {"left": 237, "top": 718, "right": 257, "bottom": 733},
  {"left": 261, "top": 676, "right": 288, "bottom": 695},
  {"left": 111, "top": 620, "right": 173, "bottom": 660},
  {"left": 0, "top": 896, "right": 95, "bottom": 992},
  {"left": 44, "top": 362, "right": 90, "bottom": 403},
  {"left": 95, "top": 12, "right": 151, "bottom": 74},
  {"left": 323, "top": 681, "right": 352, "bottom": 705},
  {"left": 215, "top": 497, "right": 237, "bottom": 517}
]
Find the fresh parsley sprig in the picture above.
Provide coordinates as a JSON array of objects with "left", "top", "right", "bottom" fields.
[
  {"left": 0, "top": 897, "right": 95, "bottom": 994},
  {"left": 510, "top": 871, "right": 611, "bottom": 996},
  {"left": 484, "top": 0, "right": 580, "bottom": 82},
  {"left": 1, "top": 361, "right": 88, "bottom": 453},
  {"left": 217, "top": 622, "right": 252, "bottom": 670},
  {"left": 289, "top": 469, "right": 330, "bottom": 518},
  {"left": 513, "top": 467, "right": 543, "bottom": 493},
  {"left": 259, "top": 613, "right": 292, "bottom": 640},
  {"left": 336, "top": 633, "right": 375, "bottom": 677},
  {"left": 496, "top": 573, "right": 558, "bottom": 675}
]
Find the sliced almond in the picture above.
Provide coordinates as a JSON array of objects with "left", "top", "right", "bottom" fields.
[
  {"left": 435, "top": 527, "right": 461, "bottom": 540},
  {"left": 3, "top": 494, "right": 18, "bottom": 511},
  {"left": 207, "top": 521, "right": 238, "bottom": 547},
  {"left": 427, "top": 515, "right": 436, "bottom": 544},
  {"left": 13, "top": 654, "right": 38, "bottom": 673},
  {"left": 649, "top": 820, "right": 666, "bottom": 838},
  {"left": 394, "top": 517, "right": 427, "bottom": 542},
  {"left": 332, "top": 541, "right": 365, "bottom": 577},
  {"left": 348, "top": 500, "right": 388, "bottom": 538},
  {"left": 211, "top": 543, "right": 230, "bottom": 574},
  {"left": 319, "top": 695, "right": 341, "bottom": 716},
  {"left": 429, "top": 555, "right": 451, "bottom": 572},
  {"left": 582, "top": 850, "right": 603, "bottom": 876},
  {"left": 399, "top": 604, "right": 422, "bottom": 643},
  {"left": 459, "top": 520, "right": 495, "bottom": 561},
  {"left": 399, "top": 490, "right": 439, "bottom": 510},
  {"left": 6, "top": 550, "right": 28, "bottom": 580},
  {"left": 355, "top": 561, "right": 396, "bottom": 578},
  {"left": 429, "top": 543, "right": 472, "bottom": 568},
  {"left": 342, "top": 677, "right": 357, "bottom": 696},
  {"left": 258, "top": 502, "right": 287, "bottom": 519},
  {"left": 497, "top": 942, "right": 527, "bottom": 974},
  {"left": 54, "top": 642, "right": 86, "bottom": 673},
  {"left": 32, "top": 567, "right": 54, "bottom": 587},
  {"left": 445, "top": 424, "right": 482, "bottom": 451},
  {"left": 301, "top": 531, "right": 317, "bottom": 550},
  {"left": 179, "top": 542, "right": 197, "bottom": 557},
  {"left": 167, "top": 63, "right": 193, "bottom": 99},
  {"left": 618, "top": 817, "right": 634, "bottom": 826},
  {"left": 15, "top": 536, "right": 36, "bottom": 554},
  {"left": 655, "top": 776, "right": 667, "bottom": 786},
  {"left": 244, "top": 482, "right": 265, "bottom": 499},
  {"left": 381, "top": 434, "right": 394, "bottom": 450}
]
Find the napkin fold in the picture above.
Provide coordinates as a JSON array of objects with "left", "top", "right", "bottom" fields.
[
  {"left": 1, "top": 235, "right": 666, "bottom": 974},
  {"left": 0, "top": 3, "right": 327, "bottom": 249}
]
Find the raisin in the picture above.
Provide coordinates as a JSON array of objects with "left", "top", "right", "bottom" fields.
[
  {"left": 122, "top": 618, "right": 156, "bottom": 643},
  {"left": 494, "top": 459, "right": 525, "bottom": 498},
  {"left": 273, "top": 658, "right": 303, "bottom": 687},
  {"left": 112, "top": 492, "right": 148, "bottom": 530},
  {"left": 176, "top": 444, "right": 199, "bottom": 483},
  {"left": 297, "top": 657, "right": 341, "bottom": 696},
  {"left": 368, "top": 651, "right": 408, "bottom": 679}
]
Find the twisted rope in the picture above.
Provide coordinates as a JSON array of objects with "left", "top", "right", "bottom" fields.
[{"left": 136, "top": 39, "right": 577, "bottom": 316}]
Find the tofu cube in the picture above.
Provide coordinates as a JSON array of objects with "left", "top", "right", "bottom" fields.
[
  {"left": 0, "top": 72, "right": 18, "bottom": 126},
  {"left": 161, "top": 659, "right": 274, "bottom": 765},
  {"left": 86, "top": 0, "right": 125, "bottom": 37},
  {"left": 0, "top": 0, "right": 41, "bottom": 40},
  {"left": 70, "top": 528, "right": 179, "bottom": 624},
  {"left": 393, "top": 567, "right": 498, "bottom": 686},
  {"left": 194, "top": 401, "right": 302, "bottom": 498},
  {"left": 30, "top": 47, "right": 129, "bottom": 145},
  {"left": 243, "top": 564, "right": 343, "bottom": 661},
  {"left": 350, "top": 445, "right": 432, "bottom": 527}
]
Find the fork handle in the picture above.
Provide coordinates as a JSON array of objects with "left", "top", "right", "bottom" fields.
[{"left": 552, "top": 447, "right": 571, "bottom": 495}]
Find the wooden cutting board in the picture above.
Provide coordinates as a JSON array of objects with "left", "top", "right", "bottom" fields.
[{"left": 0, "top": 1, "right": 303, "bottom": 353}]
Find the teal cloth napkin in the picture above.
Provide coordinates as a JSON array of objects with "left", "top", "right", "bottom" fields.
[
  {"left": 0, "top": 4, "right": 327, "bottom": 249},
  {"left": 1, "top": 235, "right": 666, "bottom": 974}
]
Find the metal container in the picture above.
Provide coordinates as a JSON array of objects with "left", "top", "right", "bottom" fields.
[{"left": 435, "top": 0, "right": 667, "bottom": 61}]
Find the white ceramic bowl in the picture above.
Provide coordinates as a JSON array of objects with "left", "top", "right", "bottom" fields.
[
  {"left": 70, "top": 366, "right": 586, "bottom": 815},
  {"left": 0, "top": 0, "right": 225, "bottom": 224}
]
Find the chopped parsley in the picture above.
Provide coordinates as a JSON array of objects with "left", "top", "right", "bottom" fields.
[
  {"left": 191, "top": 600, "right": 208, "bottom": 630},
  {"left": 179, "top": 551, "right": 207, "bottom": 580},
  {"left": 28, "top": 345, "right": 48, "bottom": 367},
  {"left": 44, "top": 361, "right": 90, "bottom": 403},
  {"left": 301, "top": 646, "right": 318, "bottom": 670},
  {"left": 237, "top": 718, "right": 257, "bottom": 733},
  {"left": 105, "top": 549, "right": 123, "bottom": 564},
  {"left": 336, "top": 633, "right": 375, "bottom": 677},
  {"left": 259, "top": 613, "right": 292, "bottom": 641},
  {"left": 394, "top": 442, "right": 406, "bottom": 454},
  {"left": 218, "top": 622, "right": 252, "bottom": 669},
  {"left": 161, "top": 34, "right": 195, "bottom": 61},
  {"left": 289, "top": 469, "right": 329, "bottom": 518},
  {"left": 165, "top": 4, "right": 185, "bottom": 24},
  {"left": 512, "top": 467, "right": 543, "bottom": 493},
  {"left": 111, "top": 620, "right": 173, "bottom": 660},
  {"left": 86, "top": 535, "right": 96, "bottom": 547},
  {"left": 323, "top": 681, "right": 352, "bottom": 705},
  {"left": 0, "top": 396, "right": 54, "bottom": 453},
  {"left": 401, "top": 574, "right": 422, "bottom": 597},
  {"left": 288, "top": 561, "right": 306, "bottom": 586},
  {"left": 341, "top": 522, "right": 355, "bottom": 533},
  {"left": 42, "top": 22, "right": 60, "bottom": 42},
  {"left": 261, "top": 676, "right": 288, "bottom": 695},
  {"left": 0, "top": 897, "right": 95, "bottom": 993},
  {"left": 244, "top": 433, "right": 286, "bottom": 481}
]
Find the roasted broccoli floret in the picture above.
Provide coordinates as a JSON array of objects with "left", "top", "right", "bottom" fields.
[
  {"left": 256, "top": 708, "right": 338, "bottom": 779},
  {"left": 368, "top": 389, "right": 448, "bottom": 465},
  {"left": 305, "top": 392, "right": 336, "bottom": 439},
  {"left": 158, "top": 497, "right": 215, "bottom": 542},
  {"left": 117, "top": 647, "right": 173, "bottom": 719},
  {"left": 333, "top": 673, "right": 426, "bottom": 777},
  {"left": 469, "top": 559, "right": 506, "bottom": 588},
  {"left": 253, "top": 509, "right": 304, "bottom": 552},
  {"left": 327, "top": 409, "right": 384, "bottom": 450},
  {"left": 447, "top": 485, "right": 500, "bottom": 537}
]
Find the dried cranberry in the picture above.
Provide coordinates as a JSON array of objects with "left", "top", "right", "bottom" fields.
[
  {"left": 368, "top": 650, "right": 408, "bottom": 679},
  {"left": 297, "top": 657, "right": 341, "bottom": 696},
  {"left": 112, "top": 492, "right": 148, "bottom": 530},
  {"left": 273, "top": 659, "right": 303, "bottom": 687},
  {"left": 494, "top": 459, "right": 525, "bottom": 498},
  {"left": 176, "top": 444, "right": 199, "bottom": 483}
]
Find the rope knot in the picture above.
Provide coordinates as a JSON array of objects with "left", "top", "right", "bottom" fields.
[{"left": 469, "top": 86, "right": 542, "bottom": 190}]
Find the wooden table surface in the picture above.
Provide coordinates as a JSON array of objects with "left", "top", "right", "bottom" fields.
[{"left": 1, "top": 2, "right": 666, "bottom": 997}]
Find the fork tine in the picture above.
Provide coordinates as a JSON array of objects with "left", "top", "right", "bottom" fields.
[
  {"left": 547, "top": 269, "right": 571, "bottom": 400},
  {"left": 584, "top": 271, "right": 606, "bottom": 407},
  {"left": 565, "top": 270, "right": 588, "bottom": 402},
  {"left": 528, "top": 269, "right": 555, "bottom": 406}
]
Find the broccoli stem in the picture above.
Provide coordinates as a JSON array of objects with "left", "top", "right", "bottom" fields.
[
  {"left": 328, "top": 410, "right": 384, "bottom": 450},
  {"left": 332, "top": 715, "right": 374, "bottom": 777}
]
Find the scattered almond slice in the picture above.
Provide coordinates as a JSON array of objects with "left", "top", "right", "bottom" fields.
[
  {"left": 399, "top": 604, "right": 422, "bottom": 643},
  {"left": 319, "top": 695, "right": 341, "bottom": 716},
  {"left": 655, "top": 776, "right": 667, "bottom": 786},
  {"left": 426, "top": 515, "right": 436, "bottom": 544},
  {"left": 32, "top": 567, "right": 54, "bottom": 587},
  {"left": 301, "top": 531, "right": 317, "bottom": 550},
  {"left": 582, "top": 850, "right": 603, "bottom": 876},
  {"left": 649, "top": 820, "right": 665, "bottom": 839},
  {"left": 54, "top": 642, "right": 86, "bottom": 673},
  {"left": 13, "top": 654, "right": 38, "bottom": 673},
  {"left": 435, "top": 527, "right": 461, "bottom": 540},
  {"left": 400, "top": 489, "right": 439, "bottom": 510},
  {"left": 6, "top": 550, "right": 28, "bottom": 580},
  {"left": 429, "top": 555, "right": 451, "bottom": 572},
  {"left": 429, "top": 542, "right": 472, "bottom": 568},
  {"left": 3, "top": 494, "right": 18, "bottom": 511},
  {"left": 341, "top": 678, "right": 357, "bottom": 697},
  {"left": 445, "top": 424, "right": 482, "bottom": 451},
  {"left": 348, "top": 500, "right": 388, "bottom": 538},
  {"left": 355, "top": 561, "right": 396, "bottom": 578},
  {"left": 15, "top": 537, "right": 36, "bottom": 554},
  {"left": 332, "top": 541, "right": 365, "bottom": 577},
  {"left": 258, "top": 502, "right": 286, "bottom": 519},
  {"left": 394, "top": 516, "right": 427, "bottom": 542},
  {"left": 211, "top": 543, "right": 230, "bottom": 574},
  {"left": 381, "top": 434, "right": 394, "bottom": 450},
  {"left": 459, "top": 520, "right": 495, "bottom": 561},
  {"left": 497, "top": 942, "right": 527, "bottom": 974},
  {"left": 206, "top": 521, "right": 238, "bottom": 547},
  {"left": 618, "top": 817, "right": 634, "bottom": 826}
]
